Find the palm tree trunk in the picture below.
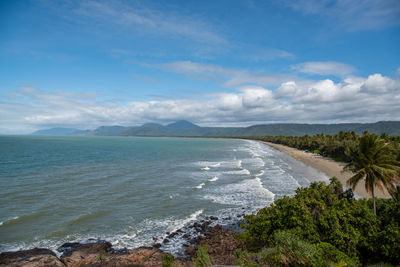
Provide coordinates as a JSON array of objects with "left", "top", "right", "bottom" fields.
[{"left": 372, "top": 185, "right": 376, "bottom": 216}]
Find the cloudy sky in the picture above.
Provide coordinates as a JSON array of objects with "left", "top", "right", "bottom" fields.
[{"left": 1, "top": 0, "right": 400, "bottom": 134}]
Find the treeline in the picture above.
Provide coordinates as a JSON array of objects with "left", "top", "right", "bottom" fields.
[
  {"left": 237, "top": 178, "right": 400, "bottom": 266},
  {"left": 247, "top": 131, "right": 400, "bottom": 162}
]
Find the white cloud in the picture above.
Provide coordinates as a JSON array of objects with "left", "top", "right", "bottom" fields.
[
  {"left": 70, "top": 0, "right": 226, "bottom": 44},
  {"left": 162, "top": 61, "right": 294, "bottom": 87},
  {"left": 1, "top": 73, "right": 399, "bottom": 134},
  {"left": 291, "top": 61, "right": 356, "bottom": 77},
  {"left": 284, "top": 0, "right": 400, "bottom": 31}
]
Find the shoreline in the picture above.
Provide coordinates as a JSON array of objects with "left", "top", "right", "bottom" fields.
[{"left": 258, "top": 141, "right": 390, "bottom": 199}]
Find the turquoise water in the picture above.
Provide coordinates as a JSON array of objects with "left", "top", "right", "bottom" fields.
[{"left": 0, "top": 136, "right": 328, "bottom": 255}]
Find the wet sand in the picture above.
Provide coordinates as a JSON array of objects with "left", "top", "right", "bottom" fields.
[{"left": 259, "top": 141, "right": 390, "bottom": 199}]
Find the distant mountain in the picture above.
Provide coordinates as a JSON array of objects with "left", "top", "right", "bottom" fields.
[
  {"left": 166, "top": 120, "right": 199, "bottom": 129},
  {"left": 32, "top": 127, "right": 89, "bottom": 136},
  {"left": 32, "top": 121, "right": 400, "bottom": 137},
  {"left": 92, "top": 126, "right": 129, "bottom": 136}
]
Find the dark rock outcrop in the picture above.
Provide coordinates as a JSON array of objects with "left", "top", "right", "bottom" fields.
[
  {"left": 0, "top": 248, "right": 65, "bottom": 267},
  {"left": 196, "top": 225, "right": 242, "bottom": 266}
]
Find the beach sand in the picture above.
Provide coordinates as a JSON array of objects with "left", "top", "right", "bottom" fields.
[{"left": 259, "top": 141, "right": 390, "bottom": 199}]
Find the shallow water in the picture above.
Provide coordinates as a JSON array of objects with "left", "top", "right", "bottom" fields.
[{"left": 0, "top": 136, "right": 328, "bottom": 255}]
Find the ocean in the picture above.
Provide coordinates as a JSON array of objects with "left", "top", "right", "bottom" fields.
[{"left": 0, "top": 136, "right": 328, "bottom": 256}]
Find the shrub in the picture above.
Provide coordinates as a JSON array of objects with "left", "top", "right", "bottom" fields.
[
  {"left": 240, "top": 179, "right": 400, "bottom": 265},
  {"left": 162, "top": 254, "right": 176, "bottom": 267},
  {"left": 193, "top": 245, "right": 212, "bottom": 267}
]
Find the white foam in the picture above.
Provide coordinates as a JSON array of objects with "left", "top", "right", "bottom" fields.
[
  {"left": 208, "top": 176, "right": 218, "bottom": 182},
  {"left": 255, "top": 170, "right": 264, "bottom": 177},
  {"left": 242, "top": 168, "right": 250, "bottom": 175},
  {"left": 225, "top": 169, "right": 250, "bottom": 175},
  {"left": 195, "top": 183, "right": 205, "bottom": 189},
  {"left": 201, "top": 167, "right": 210, "bottom": 171},
  {"left": 255, "top": 177, "right": 275, "bottom": 198},
  {"left": 203, "top": 178, "right": 274, "bottom": 207},
  {"left": 236, "top": 160, "right": 242, "bottom": 168},
  {"left": 0, "top": 216, "right": 19, "bottom": 226},
  {"left": 210, "top": 162, "right": 221, "bottom": 167}
]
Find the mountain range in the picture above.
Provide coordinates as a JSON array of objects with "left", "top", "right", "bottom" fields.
[{"left": 32, "top": 120, "right": 400, "bottom": 136}]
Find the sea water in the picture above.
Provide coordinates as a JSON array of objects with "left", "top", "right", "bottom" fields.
[{"left": 0, "top": 136, "right": 328, "bottom": 255}]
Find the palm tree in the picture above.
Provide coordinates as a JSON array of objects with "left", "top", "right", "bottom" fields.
[{"left": 344, "top": 133, "right": 400, "bottom": 215}]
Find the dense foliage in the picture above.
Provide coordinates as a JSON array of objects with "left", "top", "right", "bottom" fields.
[
  {"left": 344, "top": 133, "right": 400, "bottom": 215},
  {"left": 249, "top": 131, "right": 400, "bottom": 163},
  {"left": 240, "top": 178, "right": 400, "bottom": 266}
]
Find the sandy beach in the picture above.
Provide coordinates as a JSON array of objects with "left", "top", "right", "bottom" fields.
[{"left": 259, "top": 141, "right": 390, "bottom": 199}]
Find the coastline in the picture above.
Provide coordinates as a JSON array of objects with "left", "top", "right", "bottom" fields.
[{"left": 259, "top": 141, "right": 390, "bottom": 199}]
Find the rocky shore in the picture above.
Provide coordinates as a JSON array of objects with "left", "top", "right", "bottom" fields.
[{"left": 0, "top": 219, "right": 243, "bottom": 267}]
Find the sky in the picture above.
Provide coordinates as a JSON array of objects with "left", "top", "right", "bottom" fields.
[{"left": 1, "top": 0, "right": 400, "bottom": 134}]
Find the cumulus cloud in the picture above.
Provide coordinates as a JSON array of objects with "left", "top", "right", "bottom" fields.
[
  {"left": 291, "top": 61, "right": 356, "bottom": 77},
  {"left": 1, "top": 74, "right": 399, "bottom": 134}
]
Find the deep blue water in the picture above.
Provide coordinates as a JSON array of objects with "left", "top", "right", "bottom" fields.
[{"left": 0, "top": 136, "right": 327, "bottom": 255}]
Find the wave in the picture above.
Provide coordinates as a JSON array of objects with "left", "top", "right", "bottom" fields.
[
  {"left": 225, "top": 169, "right": 250, "bottom": 175},
  {"left": 201, "top": 166, "right": 210, "bottom": 171},
  {"left": 255, "top": 170, "right": 264, "bottom": 177},
  {"left": 255, "top": 177, "right": 275, "bottom": 198},
  {"left": 195, "top": 183, "right": 205, "bottom": 189},
  {"left": 236, "top": 160, "right": 242, "bottom": 168},
  {"left": 241, "top": 168, "right": 250, "bottom": 175},
  {"left": 208, "top": 176, "right": 218, "bottom": 182},
  {"left": 68, "top": 211, "right": 108, "bottom": 225},
  {"left": 210, "top": 162, "right": 221, "bottom": 167},
  {"left": 0, "top": 216, "right": 20, "bottom": 227}
]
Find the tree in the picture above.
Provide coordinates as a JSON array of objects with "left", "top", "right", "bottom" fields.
[{"left": 344, "top": 133, "right": 400, "bottom": 215}]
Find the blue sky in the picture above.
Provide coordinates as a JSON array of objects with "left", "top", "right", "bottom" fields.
[{"left": 1, "top": 0, "right": 400, "bottom": 133}]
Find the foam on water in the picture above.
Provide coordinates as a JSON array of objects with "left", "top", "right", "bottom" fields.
[
  {"left": 255, "top": 170, "right": 264, "bottom": 177},
  {"left": 236, "top": 160, "right": 242, "bottom": 168},
  {"left": 195, "top": 183, "right": 205, "bottom": 189},
  {"left": 0, "top": 216, "right": 19, "bottom": 227},
  {"left": 210, "top": 162, "right": 221, "bottom": 167},
  {"left": 208, "top": 176, "right": 218, "bottom": 182},
  {"left": 201, "top": 166, "right": 210, "bottom": 171}
]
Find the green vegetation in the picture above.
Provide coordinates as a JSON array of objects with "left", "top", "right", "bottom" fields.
[
  {"left": 162, "top": 254, "right": 177, "bottom": 267},
  {"left": 193, "top": 245, "right": 212, "bottom": 267},
  {"left": 250, "top": 131, "right": 400, "bottom": 163},
  {"left": 239, "top": 178, "right": 400, "bottom": 266},
  {"left": 344, "top": 133, "right": 400, "bottom": 215}
]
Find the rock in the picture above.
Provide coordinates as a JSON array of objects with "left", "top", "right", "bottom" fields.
[
  {"left": 210, "top": 216, "right": 218, "bottom": 220},
  {"left": 167, "top": 231, "right": 178, "bottom": 238},
  {"left": 162, "top": 239, "right": 170, "bottom": 244},
  {"left": 0, "top": 248, "right": 65, "bottom": 267},
  {"left": 196, "top": 225, "right": 242, "bottom": 266},
  {"left": 57, "top": 242, "right": 81, "bottom": 255},
  {"left": 186, "top": 246, "right": 196, "bottom": 257},
  {"left": 153, "top": 243, "right": 161, "bottom": 248},
  {"left": 183, "top": 233, "right": 191, "bottom": 239},
  {"left": 110, "top": 248, "right": 129, "bottom": 255},
  {"left": 60, "top": 242, "right": 112, "bottom": 266}
]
